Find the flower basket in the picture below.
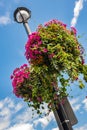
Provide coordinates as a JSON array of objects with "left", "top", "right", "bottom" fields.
[{"left": 11, "top": 19, "right": 87, "bottom": 115}]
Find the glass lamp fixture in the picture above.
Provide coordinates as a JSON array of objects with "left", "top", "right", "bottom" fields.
[
  {"left": 14, "top": 7, "right": 31, "bottom": 35},
  {"left": 14, "top": 7, "right": 31, "bottom": 23}
]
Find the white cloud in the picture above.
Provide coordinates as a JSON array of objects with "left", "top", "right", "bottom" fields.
[
  {"left": 69, "top": 98, "right": 81, "bottom": 111},
  {"left": 14, "top": 107, "right": 36, "bottom": 124},
  {"left": 0, "top": 97, "right": 57, "bottom": 130},
  {"left": 1, "top": 96, "right": 87, "bottom": 130},
  {"left": 0, "top": 97, "right": 23, "bottom": 113},
  {"left": 82, "top": 98, "right": 87, "bottom": 111},
  {"left": 0, "top": 13, "right": 11, "bottom": 25},
  {"left": 0, "top": 121, "right": 10, "bottom": 130},
  {"left": 0, "top": 97, "right": 24, "bottom": 130},
  {"left": 34, "top": 117, "right": 49, "bottom": 127},
  {"left": 52, "top": 128, "right": 59, "bottom": 130},
  {"left": 0, "top": 107, "right": 10, "bottom": 117},
  {"left": 75, "top": 124, "right": 87, "bottom": 130},
  {"left": 14, "top": 102, "right": 23, "bottom": 112},
  {"left": 71, "top": 0, "right": 84, "bottom": 27},
  {"left": 73, "top": 104, "right": 81, "bottom": 111},
  {"left": 34, "top": 111, "right": 55, "bottom": 128},
  {"left": 6, "top": 123, "right": 34, "bottom": 130},
  {"left": 0, "top": 97, "right": 36, "bottom": 130},
  {"left": 0, "top": 98, "right": 12, "bottom": 130},
  {"left": 69, "top": 98, "right": 79, "bottom": 105},
  {"left": 0, "top": 110, "right": 10, "bottom": 130}
]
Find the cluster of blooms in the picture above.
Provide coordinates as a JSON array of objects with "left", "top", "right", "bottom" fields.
[
  {"left": 25, "top": 32, "right": 42, "bottom": 60},
  {"left": 25, "top": 19, "right": 81, "bottom": 67},
  {"left": 11, "top": 64, "right": 30, "bottom": 97},
  {"left": 25, "top": 32, "right": 49, "bottom": 64},
  {"left": 11, "top": 19, "right": 87, "bottom": 115},
  {"left": 71, "top": 27, "right": 77, "bottom": 36},
  {"left": 44, "top": 19, "right": 77, "bottom": 36},
  {"left": 44, "top": 19, "right": 67, "bottom": 28}
]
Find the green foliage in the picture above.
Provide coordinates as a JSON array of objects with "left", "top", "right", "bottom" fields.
[{"left": 11, "top": 19, "right": 87, "bottom": 115}]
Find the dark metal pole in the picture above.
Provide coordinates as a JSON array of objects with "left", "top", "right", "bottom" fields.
[
  {"left": 55, "top": 98, "right": 73, "bottom": 130},
  {"left": 53, "top": 107, "right": 64, "bottom": 130}
]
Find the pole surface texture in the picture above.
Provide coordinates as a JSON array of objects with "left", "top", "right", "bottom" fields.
[
  {"left": 55, "top": 100, "right": 73, "bottom": 130},
  {"left": 23, "top": 22, "right": 31, "bottom": 35}
]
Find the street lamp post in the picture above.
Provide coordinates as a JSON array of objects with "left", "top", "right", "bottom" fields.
[
  {"left": 14, "top": 7, "right": 31, "bottom": 35},
  {"left": 13, "top": 7, "right": 78, "bottom": 130}
]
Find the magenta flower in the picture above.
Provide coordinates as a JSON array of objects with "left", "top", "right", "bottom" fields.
[
  {"left": 20, "top": 64, "right": 28, "bottom": 69},
  {"left": 43, "top": 48, "right": 48, "bottom": 53},
  {"left": 71, "top": 27, "right": 77, "bottom": 36},
  {"left": 49, "top": 53, "right": 55, "bottom": 58},
  {"left": 11, "top": 64, "right": 30, "bottom": 96},
  {"left": 44, "top": 19, "right": 67, "bottom": 28},
  {"left": 25, "top": 32, "right": 42, "bottom": 60},
  {"left": 37, "top": 96, "right": 42, "bottom": 102}
]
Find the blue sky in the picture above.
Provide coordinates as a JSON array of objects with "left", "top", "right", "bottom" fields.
[{"left": 0, "top": 0, "right": 87, "bottom": 130}]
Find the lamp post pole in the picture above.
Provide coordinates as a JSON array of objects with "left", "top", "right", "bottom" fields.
[
  {"left": 14, "top": 7, "right": 31, "bottom": 35},
  {"left": 13, "top": 7, "right": 78, "bottom": 130},
  {"left": 23, "top": 22, "right": 31, "bottom": 35}
]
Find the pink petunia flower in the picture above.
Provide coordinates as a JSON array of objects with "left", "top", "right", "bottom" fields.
[
  {"left": 71, "top": 27, "right": 77, "bottom": 36},
  {"left": 43, "top": 48, "right": 48, "bottom": 53}
]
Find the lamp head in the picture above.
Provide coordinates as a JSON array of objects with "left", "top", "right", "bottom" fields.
[{"left": 14, "top": 7, "right": 31, "bottom": 23}]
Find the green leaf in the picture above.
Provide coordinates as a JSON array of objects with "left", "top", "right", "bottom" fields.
[{"left": 79, "top": 80, "right": 85, "bottom": 89}]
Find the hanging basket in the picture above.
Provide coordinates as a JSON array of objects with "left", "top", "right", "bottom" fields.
[{"left": 11, "top": 19, "right": 87, "bottom": 115}]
